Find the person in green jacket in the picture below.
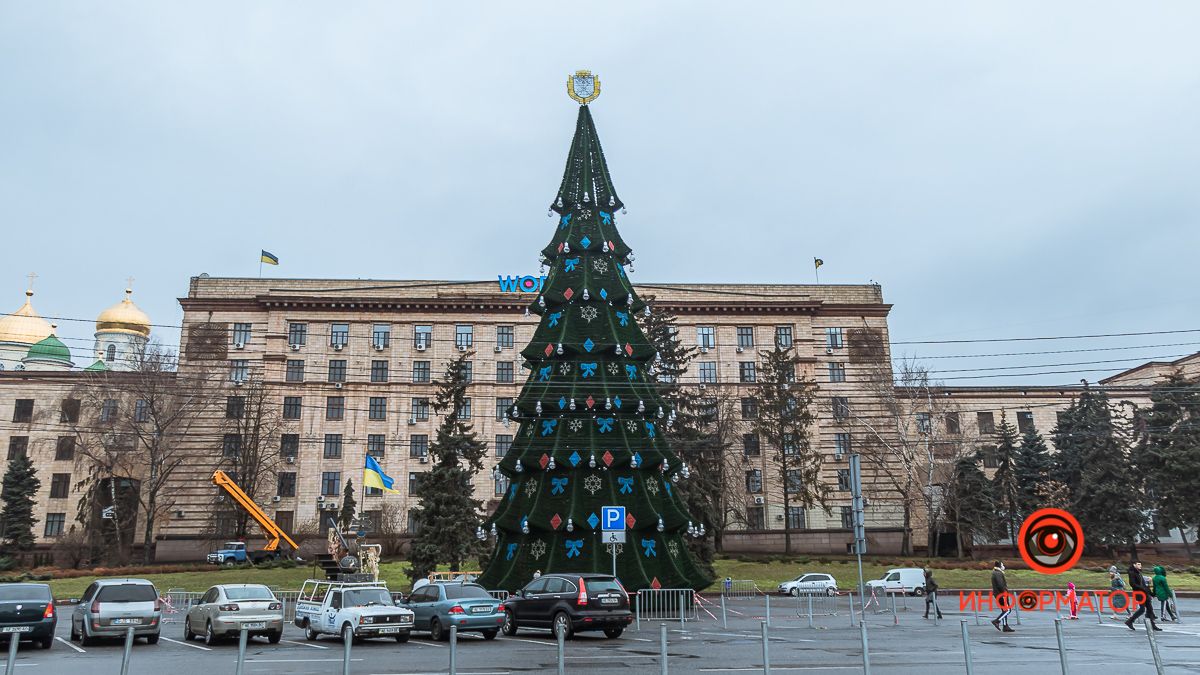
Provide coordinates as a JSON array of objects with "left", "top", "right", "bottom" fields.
[{"left": 1152, "top": 565, "right": 1178, "bottom": 622}]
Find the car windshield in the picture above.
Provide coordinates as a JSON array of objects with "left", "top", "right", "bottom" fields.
[
  {"left": 343, "top": 589, "right": 393, "bottom": 607},
  {"left": 0, "top": 586, "right": 49, "bottom": 602},
  {"left": 444, "top": 584, "right": 492, "bottom": 600},
  {"left": 224, "top": 586, "right": 275, "bottom": 601},
  {"left": 584, "top": 579, "right": 622, "bottom": 594},
  {"left": 98, "top": 584, "right": 158, "bottom": 602}
]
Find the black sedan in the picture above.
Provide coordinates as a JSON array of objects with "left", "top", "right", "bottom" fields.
[
  {"left": 501, "top": 573, "right": 632, "bottom": 639},
  {"left": 0, "top": 583, "right": 56, "bottom": 650}
]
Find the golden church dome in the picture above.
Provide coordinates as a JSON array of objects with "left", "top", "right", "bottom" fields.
[
  {"left": 96, "top": 289, "right": 151, "bottom": 338},
  {"left": 0, "top": 290, "right": 54, "bottom": 345}
]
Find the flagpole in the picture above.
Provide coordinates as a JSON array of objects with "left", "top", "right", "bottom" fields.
[{"left": 259, "top": 258, "right": 263, "bottom": 278}]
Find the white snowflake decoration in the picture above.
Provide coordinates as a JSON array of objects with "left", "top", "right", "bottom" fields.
[
  {"left": 645, "top": 479, "right": 660, "bottom": 496},
  {"left": 607, "top": 362, "right": 620, "bottom": 375},
  {"left": 583, "top": 474, "right": 602, "bottom": 495},
  {"left": 524, "top": 478, "right": 539, "bottom": 499},
  {"left": 667, "top": 541, "right": 680, "bottom": 558},
  {"left": 568, "top": 419, "right": 583, "bottom": 432},
  {"left": 530, "top": 539, "right": 547, "bottom": 560},
  {"left": 580, "top": 209, "right": 592, "bottom": 220},
  {"left": 580, "top": 306, "right": 598, "bottom": 323},
  {"left": 625, "top": 420, "right": 638, "bottom": 433},
  {"left": 559, "top": 363, "right": 572, "bottom": 375},
  {"left": 592, "top": 258, "right": 608, "bottom": 274}
]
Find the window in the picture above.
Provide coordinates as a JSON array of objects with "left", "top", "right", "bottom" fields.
[
  {"left": 786, "top": 507, "right": 806, "bottom": 530},
  {"left": 783, "top": 433, "right": 800, "bottom": 455},
  {"left": 55, "top": 436, "right": 75, "bottom": 461},
  {"left": 321, "top": 472, "right": 341, "bottom": 496},
  {"left": 775, "top": 325, "right": 793, "bottom": 348},
  {"left": 413, "top": 361, "right": 431, "bottom": 383},
  {"left": 741, "top": 397, "right": 758, "bottom": 419},
  {"left": 828, "top": 362, "right": 846, "bottom": 383},
  {"left": 786, "top": 469, "right": 803, "bottom": 494},
  {"left": 456, "top": 324, "right": 474, "bottom": 349},
  {"left": 327, "top": 360, "right": 347, "bottom": 383},
  {"left": 496, "top": 325, "right": 514, "bottom": 349},
  {"left": 326, "top": 396, "right": 345, "bottom": 420},
  {"left": 368, "top": 397, "right": 387, "bottom": 421},
  {"left": 43, "top": 513, "right": 65, "bottom": 538},
  {"left": 100, "top": 399, "right": 118, "bottom": 422},
  {"left": 837, "top": 469, "right": 851, "bottom": 491},
  {"left": 280, "top": 434, "right": 299, "bottom": 459},
  {"left": 945, "top": 412, "right": 961, "bottom": 435},
  {"left": 982, "top": 448, "right": 998, "bottom": 469},
  {"left": 274, "top": 511, "right": 294, "bottom": 534},
  {"left": 50, "top": 473, "right": 70, "bottom": 498},
  {"left": 6, "top": 438, "right": 30, "bottom": 461},
  {"left": 330, "top": 323, "right": 349, "bottom": 348},
  {"left": 826, "top": 327, "right": 844, "bottom": 350},
  {"left": 977, "top": 411, "right": 996, "bottom": 435},
  {"left": 410, "top": 434, "right": 429, "bottom": 459},
  {"left": 832, "top": 396, "right": 850, "bottom": 420},
  {"left": 232, "top": 322, "right": 252, "bottom": 345},
  {"left": 408, "top": 472, "right": 424, "bottom": 495},
  {"left": 225, "top": 396, "right": 245, "bottom": 419},
  {"left": 60, "top": 399, "right": 80, "bottom": 423},
  {"left": 106, "top": 344, "right": 117, "bottom": 362},
  {"left": 697, "top": 326, "right": 715, "bottom": 349},
  {"left": 736, "top": 326, "right": 755, "bottom": 349},
  {"left": 407, "top": 509, "right": 421, "bottom": 533},
  {"left": 834, "top": 432, "right": 851, "bottom": 457},
  {"left": 370, "top": 360, "right": 389, "bottom": 383},
  {"left": 414, "top": 325, "right": 432, "bottom": 349},
  {"left": 496, "top": 361, "right": 515, "bottom": 383},
  {"left": 1017, "top": 411, "right": 1035, "bottom": 434},
  {"left": 745, "top": 469, "right": 762, "bottom": 493},
  {"left": 747, "top": 506, "right": 765, "bottom": 530},
  {"left": 288, "top": 322, "right": 307, "bottom": 346},
  {"left": 462, "top": 361, "right": 473, "bottom": 383},
  {"left": 277, "top": 472, "right": 296, "bottom": 498},
  {"left": 366, "top": 485, "right": 382, "bottom": 497},
  {"left": 456, "top": 399, "right": 472, "bottom": 419},
  {"left": 222, "top": 434, "right": 241, "bottom": 458},
  {"left": 840, "top": 506, "right": 854, "bottom": 529},
  {"left": 229, "top": 359, "right": 249, "bottom": 382},
  {"left": 134, "top": 399, "right": 150, "bottom": 423},
  {"left": 496, "top": 397, "right": 513, "bottom": 421},
  {"left": 323, "top": 434, "right": 342, "bottom": 459},
  {"left": 495, "top": 434, "right": 513, "bottom": 458},
  {"left": 916, "top": 412, "right": 931, "bottom": 434},
  {"left": 13, "top": 399, "right": 33, "bottom": 423},
  {"left": 743, "top": 434, "right": 761, "bottom": 457},
  {"left": 699, "top": 362, "right": 717, "bottom": 384},
  {"left": 283, "top": 396, "right": 302, "bottom": 420},
  {"left": 367, "top": 434, "right": 386, "bottom": 458},
  {"left": 739, "top": 362, "right": 757, "bottom": 383},
  {"left": 372, "top": 324, "right": 391, "bottom": 349},
  {"left": 412, "top": 398, "right": 430, "bottom": 421},
  {"left": 286, "top": 359, "right": 305, "bottom": 382},
  {"left": 494, "top": 474, "right": 510, "bottom": 497}
]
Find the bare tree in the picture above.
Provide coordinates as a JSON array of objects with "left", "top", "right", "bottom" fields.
[{"left": 216, "top": 376, "right": 284, "bottom": 538}]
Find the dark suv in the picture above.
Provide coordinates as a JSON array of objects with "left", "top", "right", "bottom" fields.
[{"left": 501, "top": 573, "right": 632, "bottom": 639}]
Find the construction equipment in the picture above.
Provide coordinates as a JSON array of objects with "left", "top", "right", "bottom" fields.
[{"left": 209, "top": 470, "right": 300, "bottom": 562}]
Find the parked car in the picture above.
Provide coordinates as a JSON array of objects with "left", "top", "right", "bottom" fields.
[
  {"left": 501, "top": 573, "right": 632, "bottom": 639},
  {"left": 70, "top": 578, "right": 161, "bottom": 646},
  {"left": 0, "top": 583, "right": 56, "bottom": 649},
  {"left": 777, "top": 573, "right": 838, "bottom": 596},
  {"left": 865, "top": 568, "right": 926, "bottom": 596},
  {"left": 206, "top": 542, "right": 282, "bottom": 566},
  {"left": 183, "top": 584, "right": 284, "bottom": 645},
  {"left": 403, "top": 582, "right": 503, "bottom": 641},
  {"left": 294, "top": 580, "right": 413, "bottom": 643}
]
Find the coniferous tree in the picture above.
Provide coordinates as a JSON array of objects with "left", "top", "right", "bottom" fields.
[
  {"left": 1013, "top": 427, "right": 1054, "bottom": 518},
  {"left": 946, "top": 453, "right": 998, "bottom": 559},
  {"left": 0, "top": 455, "right": 41, "bottom": 552},
  {"left": 339, "top": 479, "right": 357, "bottom": 530},
  {"left": 410, "top": 353, "right": 488, "bottom": 580},
  {"left": 1137, "top": 373, "right": 1200, "bottom": 556},
  {"left": 989, "top": 415, "right": 1022, "bottom": 554}
]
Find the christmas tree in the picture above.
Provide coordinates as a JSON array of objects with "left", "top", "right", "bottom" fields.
[{"left": 476, "top": 91, "right": 713, "bottom": 592}]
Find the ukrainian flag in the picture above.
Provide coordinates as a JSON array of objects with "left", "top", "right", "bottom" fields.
[
  {"left": 364, "top": 454, "right": 400, "bottom": 494},
  {"left": 260, "top": 250, "right": 280, "bottom": 265}
]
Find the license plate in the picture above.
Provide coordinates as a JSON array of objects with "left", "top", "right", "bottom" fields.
[
  {"left": 112, "top": 618, "right": 141, "bottom": 625},
  {"left": 470, "top": 606, "right": 490, "bottom": 614},
  {"left": 242, "top": 622, "right": 266, "bottom": 630},
  {"left": 377, "top": 627, "right": 399, "bottom": 634},
  {"left": 1, "top": 626, "right": 32, "bottom": 633},
  {"left": 600, "top": 597, "right": 619, "bottom": 605}
]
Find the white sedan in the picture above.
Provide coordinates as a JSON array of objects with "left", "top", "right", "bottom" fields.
[{"left": 777, "top": 573, "right": 838, "bottom": 596}]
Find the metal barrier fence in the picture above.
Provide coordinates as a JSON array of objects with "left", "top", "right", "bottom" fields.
[
  {"left": 721, "top": 579, "right": 760, "bottom": 597},
  {"left": 488, "top": 590, "right": 510, "bottom": 601},
  {"left": 636, "top": 588, "right": 698, "bottom": 623},
  {"left": 786, "top": 589, "right": 848, "bottom": 618}
]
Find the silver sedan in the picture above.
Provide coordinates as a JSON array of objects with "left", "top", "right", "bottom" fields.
[{"left": 184, "top": 584, "right": 284, "bottom": 645}]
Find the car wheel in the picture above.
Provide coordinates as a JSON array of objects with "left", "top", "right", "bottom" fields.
[
  {"left": 183, "top": 618, "right": 194, "bottom": 641},
  {"left": 790, "top": 587, "right": 799, "bottom": 597},
  {"left": 70, "top": 621, "right": 80, "bottom": 642},
  {"left": 80, "top": 623, "right": 97, "bottom": 647},
  {"left": 914, "top": 588, "right": 925, "bottom": 597},
  {"left": 552, "top": 612, "right": 573, "bottom": 640},
  {"left": 429, "top": 618, "right": 445, "bottom": 642},
  {"left": 827, "top": 587, "right": 837, "bottom": 597},
  {"left": 38, "top": 636, "right": 53, "bottom": 649},
  {"left": 223, "top": 558, "right": 236, "bottom": 567},
  {"left": 305, "top": 625, "right": 320, "bottom": 641},
  {"left": 268, "top": 630, "right": 282, "bottom": 645},
  {"left": 146, "top": 633, "right": 160, "bottom": 645},
  {"left": 395, "top": 631, "right": 410, "bottom": 643},
  {"left": 204, "top": 621, "right": 218, "bottom": 646},
  {"left": 603, "top": 627, "right": 623, "bottom": 639},
  {"left": 481, "top": 629, "right": 498, "bottom": 641},
  {"left": 340, "top": 624, "right": 354, "bottom": 644},
  {"left": 501, "top": 610, "right": 518, "bottom": 636}
]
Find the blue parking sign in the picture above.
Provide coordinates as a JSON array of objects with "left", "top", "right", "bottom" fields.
[{"left": 601, "top": 506, "right": 626, "bottom": 531}]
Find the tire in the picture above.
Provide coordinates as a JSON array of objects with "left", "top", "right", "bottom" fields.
[
  {"left": 70, "top": 621, "right": 80, "bottom": 642},
  {"left": 80, "top": 623, "right": 97, "bottom": 647},
  {"left": 790, "top": 588, "right": 799, "bottom": 597},
  {"left": 429, "top": 618, "right": 445, "bottom": 642},
  {"left": 38, "top": 637, "right": 53, "bottom": 650},
  {"left": 146, "top": 633, "right": 159, "bottom": 645},
  {"left": 341, "top": 624, "right": 355, "bottom": 645},
  {"left": 183, "top": 618, "right": 195, "bottom": 641},
  {"left": 552, "top": 612, "right": 573, "bottom": 640},
  {"left": 204, "top": 621, "right": 219, "bottom": 646},
  {"left": 268, "top": 631, "right": 282, "bottom": 645},
  {"left": 223, "top": 558, "right": 236, "bottom": 567},
  {"left": 826, "top": 587, "right": 837, "bottom": 597},
  {"left": 501, "top": 610, "right": 518, "bottom": 636},
  {"left": 913, "top": 588, "right": 925, "bottom": 597},
  {"left": 481, "top": 629, "right": 498, "bottom": 641},
  {"left": 305, "top": 625, "right": 320, "bottom": 641},
  {"left": 395, "top": 631, "right": 410, "bottom": 643},
  {"left": 603, "top": 627, "right": 623, "bottom": 639}
]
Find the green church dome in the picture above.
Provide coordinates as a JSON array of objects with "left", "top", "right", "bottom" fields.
[
  {"left": 26, "top": 333, "right": 72, "bottom": 363},
  {"left": 84, "top": 358, "right": 110, "bottom": 372}
]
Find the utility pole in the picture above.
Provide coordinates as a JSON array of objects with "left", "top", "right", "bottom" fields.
[{"left": 850, "top": 453, "right": 867, "bottom": 615}]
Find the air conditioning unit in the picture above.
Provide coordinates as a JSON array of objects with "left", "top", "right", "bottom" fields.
[
  {"left": 407, "top": 417, "right": 416, "bottom": 425},
  {"left": 233, "top": 380, "right": 244, "bottom": 387},
  {"left": 753, "top": 496, "right": 765, "bottom": 505},
  {"left": 698, "top": 383, "right": 707, "bottom": 390},
  {"left": 494, "top": 345, "right": 503, "bottom": 353},
  {"left": 775, "top": 514, "right": 784, "bottom": 521},
  {"left": 290, "top": 344, "right": 301, "bottom": 351},
  {"left": 272, "top": 495, "right": 281, "bottom": 503},
  {"left": 736, "top": 346, "right": 744, "bottom": 353},
  {"left": 334, "top": 382, "right": 343, "bottom": 389},
  {"left": 234, "top": 342, "right": 245, "bottom": 350},
  {"left": 826, "top": 348, "right": 834, "bottom": 355},
  {"left": 419, "top": 456, "right": 429, "bottom": 464},
  {"left": 316, "top": 495, "right": 326, "bottom": 503},
  {"left": 699, "top": 347, "right": 709, "bottom": 354},
  {"left": 334, "top": 344, "right": 344, "bottom": 351},
  {"left": 374, "top": 344, "right": 385, "bottom": 351},
  {"left": 285, "top": 456, "right": 295, "bottom": 464},
  {"left": 416, "top": 344, "right": 427, "bottom": 352},
  {"left": 458, "top": 345, "right": 467, "bottom": 352}
]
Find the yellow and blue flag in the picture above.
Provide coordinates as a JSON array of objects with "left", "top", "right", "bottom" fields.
[
  {"left": 364, "top": 454, "right": 400, "bottom": 494},
  {"left": 260, "top": 250, "right": 280, "bottom": 265},
  {"left": 814, "top": 257, "right": 824, "bottom": 269}
]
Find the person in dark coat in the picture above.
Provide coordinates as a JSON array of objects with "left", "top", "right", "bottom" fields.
[
  {"left": 1126, "top": 561, "right": 1162, "bottom": 631},
  {"left": 990, "top": 560, "right": 1014, "bottom": 632},
  {"left": 923, "top": 568, "right": 943, "bottom": 619},
  {"left": 1152, "top": 565, "right": 1178, "bottom": 622}
]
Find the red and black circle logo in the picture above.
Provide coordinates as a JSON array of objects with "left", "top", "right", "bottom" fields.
[{"left": 1018, "top": 508, "right": 1084, "bottom": 574}]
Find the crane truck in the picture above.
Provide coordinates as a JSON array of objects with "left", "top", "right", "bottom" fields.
[{"left": 206, "top": 470, "right": 301, "bottom": 565}]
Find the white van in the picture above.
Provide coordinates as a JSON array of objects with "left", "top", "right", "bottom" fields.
[{"left": 865, "top": 568, "right": 926, "bottom": 596}]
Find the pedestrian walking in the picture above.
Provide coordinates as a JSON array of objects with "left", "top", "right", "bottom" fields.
[
  {"left": 1109, "top": 565, "right": 1130, "bottom": 619},
  {"left": 1126, "top": 561, "right": 1162, "bottom": 631},
  {"left": 1066, "top": 582, "right": 1079, "bottom": 619},
  {"left": 1152, "top": 565, "right": 1178, "bottom": 622},
  {"left": 923, "top": 568, "right": 943, "bottom": 620},
  {"left": 990, "top": 560, "right": 1014, "bottom": 633}
]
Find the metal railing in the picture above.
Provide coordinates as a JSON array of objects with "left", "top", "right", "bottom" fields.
[
  {"left": 636, "top": 588, "right": 698, "bottom": 623},
  {"left": 488, "top": 590, "right": 511, "bottom": 601},
  {"left": 720, "top": 579, "right": 760, "bottom": 597}
]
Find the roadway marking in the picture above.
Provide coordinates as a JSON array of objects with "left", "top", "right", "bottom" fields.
[
  {"left": 280, "top": 638, "right": 329, "bottom": 649},
  {"left": 55, "top": 637, "right": 86, "bottom": 653},
  {"left": 699, "top": 668, "right": 861, "bottom": 672},
  {"left": 370, "top": 672, "right": 511, "bottom": 675},
  {"left": 159, "top": 636, "right": 211, "bottom": 651},
  {"left": 499, "top": 637, "right": 556, "bottom": 646},
  {"left": 246, "top": 658, "right": 365, "bottom": 663}
]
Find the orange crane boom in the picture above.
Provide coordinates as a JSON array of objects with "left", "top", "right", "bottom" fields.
[{"left": 212, "top": 470, "right": 300, "bottom": 552}]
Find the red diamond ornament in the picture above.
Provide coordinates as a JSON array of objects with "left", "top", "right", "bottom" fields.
[
  {"left": 557, "top": 242, "right": 564, "bottom": 253},
  {"left": 625, "top": 513, "right": 636, "bottom": 529},
  {"left": 608, "top": 240, "right": 615, "bottom": 251},
  {"left": 585, "top": 395, "right": 595, "bottom": 409},
  {"left": 563, "top": 287, "right": 574, "bottom": 301},
  {"left": 539, "top": 453, "right": 550, "bottom": 470},
  {"left": 602, "top": 450, "right": 614, "bottom": 467},
  {"left": 544, "top": 343, "right": 554, "bottom": 357},
  {"left": 624, "top": 343, "right": 634, "bottom": 356},
  {"left": 650, "top": 577, "right": 661, "bottom": 590},
  {"left": 550, "top": 513, "right": 562, "bottom": 530}
]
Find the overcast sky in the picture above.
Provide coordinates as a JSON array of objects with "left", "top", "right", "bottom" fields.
[{"left": 2, "top": 2, "right": 1197, "bottom": 385}]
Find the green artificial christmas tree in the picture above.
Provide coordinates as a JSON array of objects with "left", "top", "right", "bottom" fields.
[{"left": 477, "top": 93, "right": 713, "bottom": 592}]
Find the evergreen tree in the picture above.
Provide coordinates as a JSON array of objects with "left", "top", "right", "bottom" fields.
[
  {"left": 1013, "top": 427, "right": 1053, "bottom": 518},
  {"left": 946, "top": 453, "right": 998, "bottom": 558},
  {"left": 477, "top": 102, "right": 712, "bottom": 592},
  {"left": 410, "top": 353, "right": 488, "bottom": 580},
  {"left": 0, "top": 455, "right": 41, "bottom": 552},
  {"left": 339, "top": 479, "right": 357, "bottom": 530},
  {"left": 989, "top": 415, "right": 1021, "bottom": 554},
  {"left": 1137, "top": 373, "right": 1200, "bottom": 556}
]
